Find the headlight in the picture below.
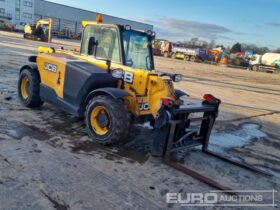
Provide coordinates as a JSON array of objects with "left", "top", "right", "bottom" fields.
[
  {"left": 111, "top": 69, "right": 124, "bottom": 79},
  {"left": 173, "top": 74, "right": 183, "bottom": 82}
]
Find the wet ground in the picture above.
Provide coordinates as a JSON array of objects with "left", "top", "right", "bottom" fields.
[{"left": 0, "top": 31, "right": 279, "bottom": 209}]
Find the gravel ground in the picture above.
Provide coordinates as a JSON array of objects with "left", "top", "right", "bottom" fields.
[{"left": 0, "top": 31, "right": 279, "bottom": 210}]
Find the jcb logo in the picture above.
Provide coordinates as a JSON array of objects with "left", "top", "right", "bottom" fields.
[
  {"left": 44, "top": 63, "right": 57, "bottom": 73},
  {"left": 139, "top": 103, "right": 150, "bottom": 111},
  {"left": 123, "top": 72, "right": 134, "bottom": 84}
]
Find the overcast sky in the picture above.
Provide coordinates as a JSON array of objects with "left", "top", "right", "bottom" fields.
[{"left": 48, "top": 0, "right": 280, "bottom": 48}]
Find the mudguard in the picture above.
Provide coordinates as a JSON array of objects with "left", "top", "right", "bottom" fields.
[
  {"left": 85, "top": 88, "right": 131, "bottom": 104},
  {"left": 175, "top": 89, "right": 188, "bottom": 98},
  {"left": 20, "top": 63, "right": 38, "bottom": 73},
  {"left": 28, "top": 56, "right": 37, "bottom": 63}
]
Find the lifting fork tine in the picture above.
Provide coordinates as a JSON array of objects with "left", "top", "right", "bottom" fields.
[
  {"left": 162, "top": 102, "right": 272, "bottom": 194},
  {"left": 164, "top": 159, "right": 237, "bottom": 194},
  {"left": 163, "top": 118, "right": 237, "bottom": 194},
  {"left": 203, "top": 150, "right": 272, "bottom": 176}
]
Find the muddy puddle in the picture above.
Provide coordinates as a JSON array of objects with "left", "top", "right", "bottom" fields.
[
  {"left": 0, "top": 119, "right": 150, "bottom": 164},
  {"left": 72, "top": 140, "right": 149, "bottom": 164},
  {"left": 209, "top": 123, "right": 267, "bottom": 152},
  {"left": 1, "top": 111, "right": 276, "bottom": 172},
  {"left": 0, "top": 109, "right": 151, "bottom": 164},
  {"left": 172, "top": 122, "right": 280, "bottom": 176},
  {"left": 208, "top": 123, "right": 280, "bottom": 177},
  {"left": 71, "top": 125, "right": 153, "bottom": 164},
  {"left": 0, "top": 121, "right": 51, "bottom": 140}
]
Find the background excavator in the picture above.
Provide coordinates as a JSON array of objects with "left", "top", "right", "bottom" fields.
[{"left": 24, "top": 18, "right": 52, "bottom": 43}]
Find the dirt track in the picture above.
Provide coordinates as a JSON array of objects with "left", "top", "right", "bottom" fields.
[{"left": 0, "top": 32, "right": 279, "bottom": 209}]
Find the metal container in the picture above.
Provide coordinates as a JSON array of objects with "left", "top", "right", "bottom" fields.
[{"left": 261, "top": 53, "right": 280, "bottom": 67}]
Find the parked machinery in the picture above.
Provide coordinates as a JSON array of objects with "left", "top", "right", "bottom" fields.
[
  {"left": 170, "top": 44, "right": 209, "bottom": 62},
  {"left": 249, "top": 53, "right": 280, "bottom": 73},
  {"left": 24, "top": 18, "right": 53, "bottom": 42},
  {"left": 0, "top": 20, "right": 14, "bottom": 31},
  {"left": 208, "top": 49, "right": 222, "bottom": 63},
  {"left": 153, "top": 39, "right": 172, "bottom": 57}
]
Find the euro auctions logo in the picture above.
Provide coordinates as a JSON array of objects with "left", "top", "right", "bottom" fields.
[
  {"left": 166, "top": 190, "right": 277, "bottom": 207},
  {"left": 167, "top": 192, "right": 218, "bottom": 205}
]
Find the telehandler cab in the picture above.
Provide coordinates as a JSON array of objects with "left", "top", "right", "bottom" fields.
[{"left": 18, "top": 15, "right": 271, "bottom": 192}]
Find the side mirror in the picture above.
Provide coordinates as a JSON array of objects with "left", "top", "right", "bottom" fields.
[
  {"left": 88, "top": 37, "right": 98, "bottom": 55},
  {"left": 172, "top": 74, "right": 183, "bottom": 82}
]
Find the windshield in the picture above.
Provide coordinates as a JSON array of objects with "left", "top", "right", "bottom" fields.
[{"left": 122, "top": 30, "right": 153, "bottom": 70}]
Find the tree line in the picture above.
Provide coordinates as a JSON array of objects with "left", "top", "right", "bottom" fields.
[{"left": 174, "top": 38, "right": 280, "bottom": 54}]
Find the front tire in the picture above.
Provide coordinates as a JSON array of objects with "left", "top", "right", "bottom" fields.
[
  {"left": 18, "top": 68, "right": 44, "bottom": 108},
  {"left": 85, "top": 95, "right": 130, "bottom": 145}
]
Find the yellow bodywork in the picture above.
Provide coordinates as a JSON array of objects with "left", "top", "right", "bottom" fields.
[
  {"left": 36, "top": 47, "right": 175, "bottom": 118},
  {"left": 36, "top": 18, "right": 176, "bottom": 119},
  {"left": 37, "top": 52, "right": 67, "bottom": 98}
]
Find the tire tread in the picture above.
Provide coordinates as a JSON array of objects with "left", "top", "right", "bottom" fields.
[
  {"left": 18, "top": 68, "right": 43, "bottom": 108},
  {"left": 85, "top": 95, "right": 130, "bottom": 145}
]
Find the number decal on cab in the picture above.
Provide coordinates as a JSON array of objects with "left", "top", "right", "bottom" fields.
[{"left": 123, "top": 71, "right": 134, "bottom": 84}]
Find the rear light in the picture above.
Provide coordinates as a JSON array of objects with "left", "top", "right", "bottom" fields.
[
  {"left": 162, "top": 98, "right": 174, "bottom": 107},
  {"left": 203, "top": 94, "right": 221, "bottom": 104}
]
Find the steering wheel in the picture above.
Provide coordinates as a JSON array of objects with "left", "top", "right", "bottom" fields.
[
  {"left": 126, "top": 59, "right": 133, "bottom": 67},
  {"left": 145, "top": 56, "right": 150, "bottom": 70}
]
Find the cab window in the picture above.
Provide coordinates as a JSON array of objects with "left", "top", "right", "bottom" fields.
[
  {"left": 123, "top": 30, "right": 152, "bottom": 70},
  {"left": 81, "top": 25, "right": 121, "bottom": 63}
]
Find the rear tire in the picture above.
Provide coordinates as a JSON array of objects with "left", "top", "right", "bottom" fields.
[
  {"left": 252, "top": 65, "right": 259, "bottom": 71},
  {"left": 18, "top": 68, "right": 44, "bottom": 108},
  {"left": 163, "top": 51, "right": 169, "bottom": 58},
  {"left": 184, "top": 55, "right": 190, "bottom": 61},
  {"left": 190, "top": 56, "right": 196, "bottom": 62},
  {"left": 85, "top": 95, "right": 130, "bottom": 145}
]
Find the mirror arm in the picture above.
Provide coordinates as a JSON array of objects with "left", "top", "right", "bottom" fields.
[
  {"left": 106, "top": 60, "right": 111, "bottom": 72},
  {"left": 94, "top": 40, "right": 98, "bottom": 57}
]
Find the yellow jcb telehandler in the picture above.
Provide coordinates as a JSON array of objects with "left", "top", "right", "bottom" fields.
[
  {"left": 24, "top": 18, "right": 53, "bottom": 43},
  {"left": 18, "top": 15, "right": 271, "bottom": 192}
]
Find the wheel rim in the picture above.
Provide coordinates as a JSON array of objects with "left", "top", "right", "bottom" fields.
[
  {"left": 90, "top": 106, "right": 111, "bottom": 136},
  {"left": 253, "top": 66, "right": 257, "bottom": 71},
  {"left": 21, "top": 76, "right": 30, "bottom": 100}
]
